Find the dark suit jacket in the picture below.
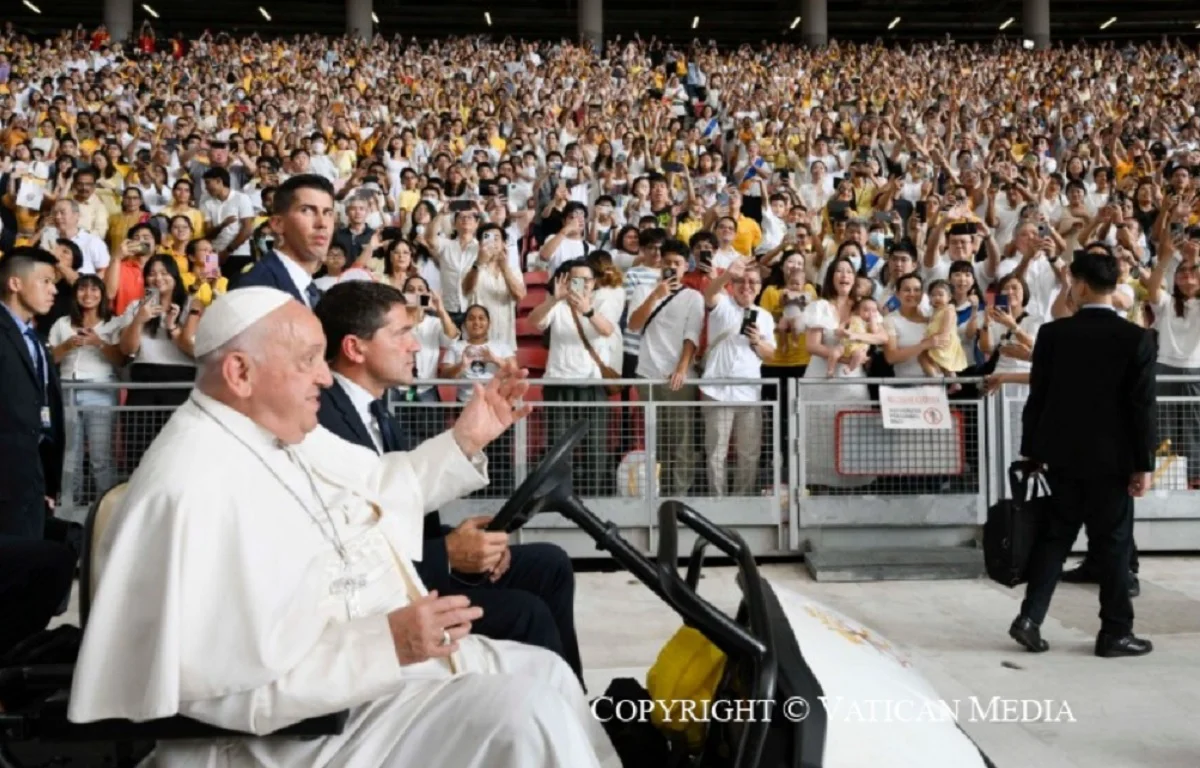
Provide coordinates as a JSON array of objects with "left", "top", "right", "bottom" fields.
[
  {"left": 0, "top": 308, "right": 65, "bottom": 538},
  {"left": 1022, "top": 307, "right": 1157, "bottom": 480},
  {"left": 232, "top": 252, "right": 306, "bottom": 303},
  {"left": 317, "top": 381, "right": 450, "bottom": 587}
]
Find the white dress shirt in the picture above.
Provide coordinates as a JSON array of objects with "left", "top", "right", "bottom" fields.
[
  {"left": 277, "top": 252, "right": 317, "bottom": 308},
  {"left": 333, "top": 372, "right": 383, "bottom": 453}
]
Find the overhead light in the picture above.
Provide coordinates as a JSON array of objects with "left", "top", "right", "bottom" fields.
[
  {"left": 888, "top": 17, "right": 901, "bottom": 30},
  {"left": 484, "top": 11, "right": 492, "bottom": 26},
  {"left": 999, "top": 17, "right": 1014, "bottom": 30},
  {"left": 692, "top": 16, "right": 700, "bottom": 29},
  {"left": 790, "top": 16, "right": 801, "bottom": 30},
  {"left": 258, "top": 6, "right": 271, "bottom": 21},
  {"left": 22, "top": 0, "right": 41, "bottom": 12},
  {"left": 371, "top": 11, "right": 378, "bottom": 23},
  {"left": 142, "top": 4, "right": 158, "bottom": 18},
  {"left": 1100, "top": 17, "right": 1117, "bottom": 30}
]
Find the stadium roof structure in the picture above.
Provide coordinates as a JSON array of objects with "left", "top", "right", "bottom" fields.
[{"left": 9, "top": 0, "right": 1200, "bottom": 45}]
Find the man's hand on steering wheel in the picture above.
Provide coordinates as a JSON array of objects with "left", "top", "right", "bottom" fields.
[
  {"left": 446, "top": 516, "right": 509, "bottom": 573},
  {"left": 452, "top": 363, "right": 533, "bottom": 458}
]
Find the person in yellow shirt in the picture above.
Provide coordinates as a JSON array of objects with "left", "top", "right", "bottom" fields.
[
  {"left": 757, "top": 249, "right": 819, "bottom": 459},
  {"left": 159, "top": 179, "right": 205, "bottom": 238},
  {"left": 181, "top": 237, "right": 229, "bottom": 307},
  {"left": 726, "top": 188, "right": 763, "bottom": 257}
]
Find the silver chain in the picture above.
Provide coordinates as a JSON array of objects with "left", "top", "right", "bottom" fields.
[{"left": 193, "top": 398, "right": 350, "bottom": 564}]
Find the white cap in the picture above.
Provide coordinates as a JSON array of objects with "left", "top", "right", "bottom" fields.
[{"left": 193, "top": 287, "right": 293, "bottom": 358}]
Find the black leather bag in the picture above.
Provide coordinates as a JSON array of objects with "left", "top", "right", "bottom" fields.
[{"left": 984, "top": 461, "right": 1052, "bottom": 588}]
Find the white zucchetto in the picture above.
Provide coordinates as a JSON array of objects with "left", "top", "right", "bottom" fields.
[{"left": 193, "top": 287, "right": 294, "bottom": 357}]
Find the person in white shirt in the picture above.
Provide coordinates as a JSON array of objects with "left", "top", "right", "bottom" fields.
[
  {"left": 628, "top": 243, "right": 705, "bottom": 496},
  {"left": 47, "top": 275, "right": 123, "bottom": 513},
  {"left": 699, "top": 260, "right": 776, "bottom": 497},
  {"left": 397, "top": 276, "right": 460, "bottom": 444},
  {"left": 710, "top": 216, "right": 744, "bottom": 271},
  {"left": 995, "top": 221, "right": 1065, "bottom": 321},
  {"left": 201, "top": 166, "right": 256, "bottom": 277},
  {"left": 539, "top": 202, "right": 592, "bottom": 275},
  {"left": 40, "top": 199, "right": 110, "bottom": 276},
  {"left": 424, "top": 207, "right": 482, "bottom": 324},
  {"left": 528, "top": 259, "right": 619, "bottom": 495}
]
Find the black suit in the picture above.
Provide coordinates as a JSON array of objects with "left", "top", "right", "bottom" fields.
[
  {"left": 1020, "top": 307, "right": 1157, "bottom": 636},
  {"left": 0, "top": 308, "right": 65, "bottom": 539},
  {"left": 233, "top": 251, "right": 318, "bottom": 306},
  {"left": 317, "top": 380, "right": 583, "bottom": 680}
]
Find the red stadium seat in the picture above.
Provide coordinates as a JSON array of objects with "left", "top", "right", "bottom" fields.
[
  {"left": 516, "top": 315, "right": 542, "bottom": 339},
  {"left": 518, "top": 288, "right": 548, "bottom": 312},
  {"left": 516, "top": 345, "right": 548, "bottom": 372},
  {"left": 525, "top": 270, "right": 550, "bottom": 287}
]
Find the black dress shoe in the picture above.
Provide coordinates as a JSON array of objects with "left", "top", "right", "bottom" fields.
[
  {"left": 1009, "top": 617, "right": 1049, "bottom": 652},
  {"left": 1129, "top": 574, "right": 1140, "bottom": 598},
  {"left": 1095, "top": 632, "right": 1153, "bottom": 658},
  {"left": 1060, "top": 563, "right": 1099, "bottom": 584}
]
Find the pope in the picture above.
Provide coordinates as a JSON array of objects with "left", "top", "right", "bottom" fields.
[{"left": 67, "top": 287, "right": 619, "bottom": 767}]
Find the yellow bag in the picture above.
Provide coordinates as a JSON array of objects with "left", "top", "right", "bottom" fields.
[{"left": 645, "top": 625, "right": 727, "bottom": 752}]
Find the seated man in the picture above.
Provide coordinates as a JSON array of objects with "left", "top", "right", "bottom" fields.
[
  {"left": 315, "top": 281, "right": 583, "bottom": 681},
  {"left": 67, "top": 288, "right": 618, "bottom": 768}
]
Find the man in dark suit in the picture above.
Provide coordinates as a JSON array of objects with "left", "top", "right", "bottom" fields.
[
  {"left": 1011, "top": 244, "right": 1156, "bottom": 658},
  {"left": 234, "top": 174, "right": 334, "bottom": 309},
  {"left": 314, "top": 280, "right": 584, "bottom": 681},
  {"left": 1, "top": 248, "right": 65, "bottom": 540}
]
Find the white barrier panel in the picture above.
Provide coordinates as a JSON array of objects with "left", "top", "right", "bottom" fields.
[{"left": 834, "top": 410, "right": 965, "bottom": 476}]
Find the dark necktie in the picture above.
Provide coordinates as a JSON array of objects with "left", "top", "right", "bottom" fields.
[
  {"left": 369, "top": 399, "right": 402, "bottom": 453},
  {"left": 305, "top": 282, "right": 322, "bottom": 308},
  {"left": 24, "top": 326, "right": 47, "bottom": 398}
]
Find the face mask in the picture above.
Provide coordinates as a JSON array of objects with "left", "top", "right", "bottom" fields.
[{"left": 868, "top": 233, "right": 886, "bottom": 250}]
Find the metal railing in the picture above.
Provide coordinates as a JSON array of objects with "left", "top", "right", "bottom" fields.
[
  {"left": 788, "top": 376, "right": 990, "bottom": 552},
  {"left": 54, "top": 374, "right": 1200, "bottom": 556}
]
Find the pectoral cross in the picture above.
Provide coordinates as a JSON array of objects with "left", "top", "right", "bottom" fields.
[{"left": 327, "top": 560, "right": 368, "bottom": 618}]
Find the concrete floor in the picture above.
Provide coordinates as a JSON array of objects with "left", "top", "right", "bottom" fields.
[
  {"left": 578, "top": 556, "right": 1200, "bottom": 768},
  {"left": 26, "top": 558, "right": 1200, "bottom": 767}
]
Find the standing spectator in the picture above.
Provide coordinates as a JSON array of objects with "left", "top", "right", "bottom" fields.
[
  {"left": 424, "top": 207, "right": 481, "bottom": 326},
  {"left": 1143, "top": 238, "right": 1200, "bottom": 488},
  {"left": 464, "top": 222, "right": 525, "bottom": 349},
  {"left": 115, "top": 254, "right": 200, "bottom": 468},
  {"left": 160, "top": 179, "right": 205, "bottom": 238},
  {"left": 332, "top": 195, "right": 376, "bottom": 264},
  {"left": 236, "top": 174, "right": 335, "bottom": 308},
  {"left": 699, "top": 259, "right": 776, "bottom": 496},
  {"left": 440, "top": 304, "right": 516, "bottom": 494},
  {"left": 39, "top": 199, "right": 110, "bottom": 277},
  {"left": 585, "top": 250, "right": 628, "bottom": 373},
  {"left": 48, "top": 274, "right": 122, "bottom": 506},
  {"left": 1013, "top": 249, "right": 1156, "bottom": 658},
  {"left": 107, "top": 187, "right": 150, "bottom": 255},
  {"left": 103, "top": 222, "right": 159, "bottom": 316},
  {"left": 380, "top": 239, "right": 418, "bottom": 289},
  {"left": 629, "top": 241, "right": 705, "bottom": 496},
  {"left": 978, "top": 274, "right": 1041, "bottom": 396},
  {"left": 0, "top": 248, "right": 63, "bottom": 538},
  {"left": 201, "top": 167, "right": 255, "bottom": 280},
  {"left": 529, "top": 259, "right": 618, "bottom": 496},
  {"left": 397, "top": 276, "right": 459, "bottom": 444},
  {"left": 539, "top": 201, "right": 591, "bottom": 275},
  {"left": 68, "top": 166, "right": 109, "bottom": 241},
  {"left": 800, "top": 256, "right": 883, "bottom": 492}
]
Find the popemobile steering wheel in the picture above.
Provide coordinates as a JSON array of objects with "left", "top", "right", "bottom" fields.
[{"left": 486, "top": 420, "right": 590, "bottom": 533}]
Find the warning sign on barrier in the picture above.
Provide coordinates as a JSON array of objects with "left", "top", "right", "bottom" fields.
[{"left": 879, "top": 386, "right": 952, "bottom": 430}]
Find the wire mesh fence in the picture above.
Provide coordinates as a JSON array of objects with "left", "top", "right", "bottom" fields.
[
  {"left": 57, "top": 378, "right": 783, "bottom": 520},
  {"left": 998, "top": 375, "right": 1200, "bottom": 493},
  {"left": 793, "top": 378, "right": 987, "bottom": 498}
]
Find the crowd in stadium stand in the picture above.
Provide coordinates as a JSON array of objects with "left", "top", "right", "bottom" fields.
[{"left": 2, "top": 24, "right": 1200, "bottom": 500}]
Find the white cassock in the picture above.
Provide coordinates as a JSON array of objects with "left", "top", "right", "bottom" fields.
[{"left": 68, "top": 390, "right": 620, "bottom": 768}]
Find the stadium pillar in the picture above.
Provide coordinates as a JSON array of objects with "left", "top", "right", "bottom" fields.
[
  {"left": 1023, "top": 0, "right": 1050, "bottom": 50},
  {"left": 801, "top": 0, "right": 828, "bottom": 48},
  {"left": 346, "top": 0, "right": 373, "bottom": 40},
  {"left": 579, "top": 0, "right": 603, "bottom": 53},
  {"left": 103, "top": 0, "right": 133, "bottom": 42}
]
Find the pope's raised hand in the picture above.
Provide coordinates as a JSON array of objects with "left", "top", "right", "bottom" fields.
[{"left": 452, "top": 364, "right": 533, "bottom": 458}]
